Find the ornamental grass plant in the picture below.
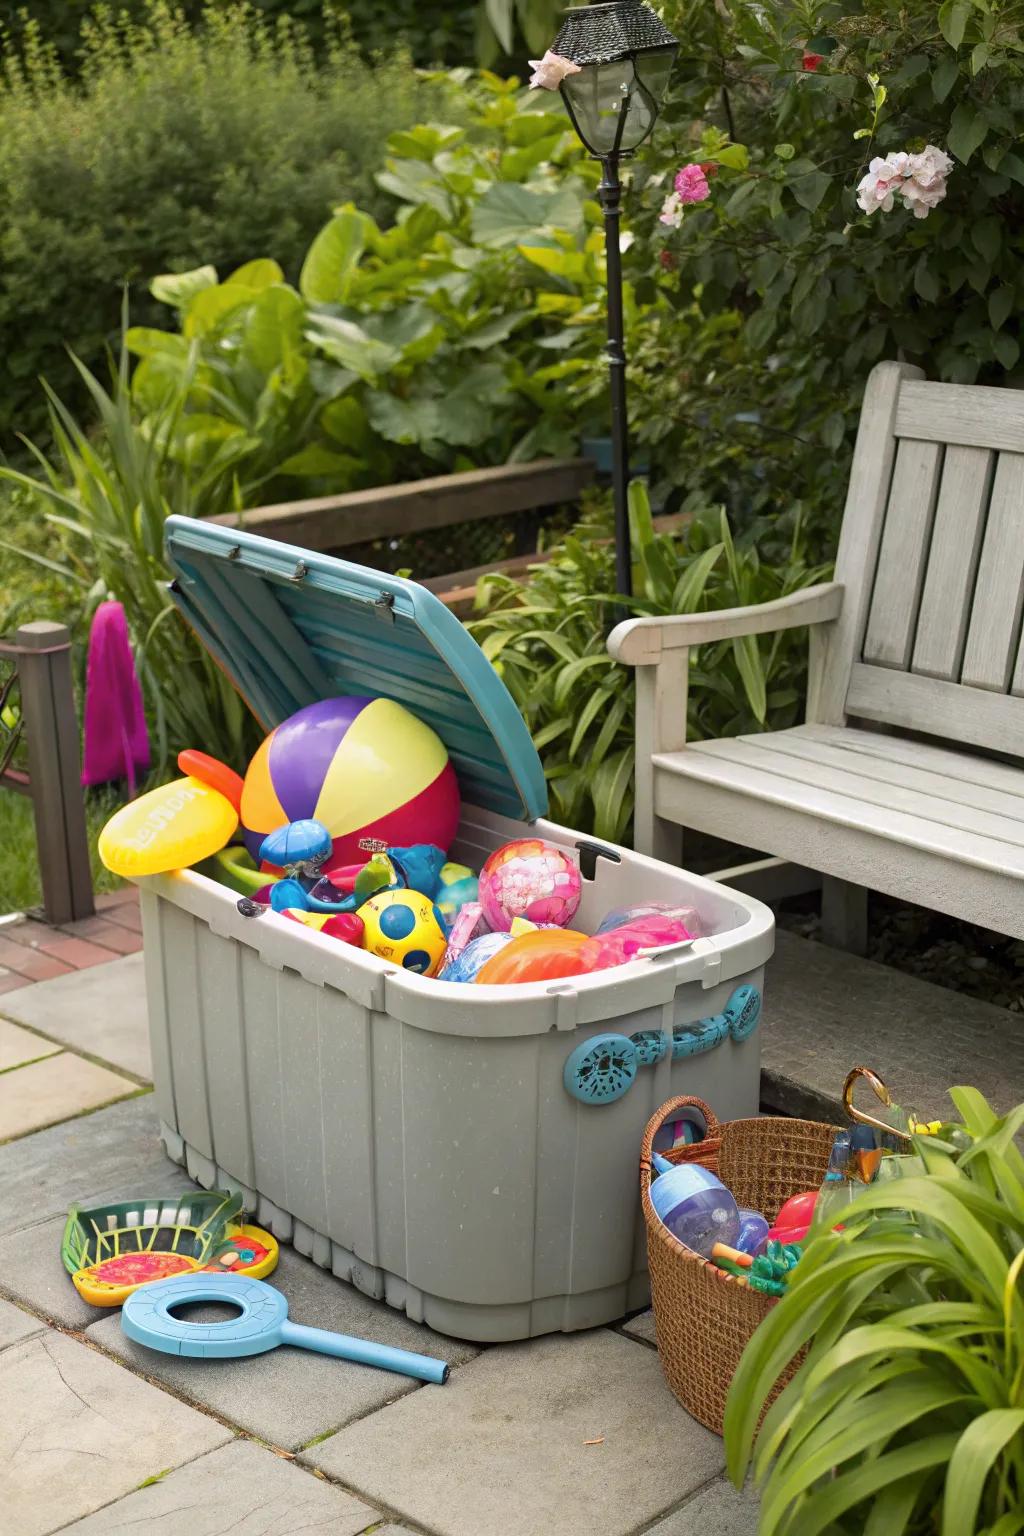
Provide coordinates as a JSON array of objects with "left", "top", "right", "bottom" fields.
[{"left": 725, "top": 1088, "right": 1024, "bottom": 1535}]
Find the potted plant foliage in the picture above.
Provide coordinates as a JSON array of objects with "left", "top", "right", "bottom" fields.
[{"left": 724, "top": 1088, "right": 1024, "bottom": 1534}]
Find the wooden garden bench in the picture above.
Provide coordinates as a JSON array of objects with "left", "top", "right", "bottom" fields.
[{"left": 609, "top": 360, "right": 1024, "bottom": 948}]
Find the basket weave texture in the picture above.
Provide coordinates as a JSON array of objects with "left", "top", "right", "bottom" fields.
[{"left": 640, "top": 1096, "right": 838, "bottom": 1436}]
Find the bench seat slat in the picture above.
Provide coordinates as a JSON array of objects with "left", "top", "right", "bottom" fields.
[
  {"left": 652, "top": 729, "right": 1024, "bottom": 878},
  {"left": 799, "top": 723, "right": 1024, "bottom": 801},
  {"left": 683, "top": 731, "right": 1024, "bottom": 846}
]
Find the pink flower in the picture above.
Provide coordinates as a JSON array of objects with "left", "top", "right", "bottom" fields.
[
  {"left": 856, "top": 145, "right": 952, "bottom": 220},
  {"left": 802, "top": 53, "right": 823, "bottom": 71},
  {"left": 674, "top": 163, "right": 711, "bottom": 204},
  {"left": 528, "top": 51, "right": 581, "bottom": 90}
]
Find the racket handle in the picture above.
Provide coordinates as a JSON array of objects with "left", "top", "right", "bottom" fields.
[{"left": 280, "top": 1321, "right": 449, "bottom": 1384}]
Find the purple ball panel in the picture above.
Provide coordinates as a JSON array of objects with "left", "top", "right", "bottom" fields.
[{"left": 268, "top": 696, "right": 370, "bottom": 823}]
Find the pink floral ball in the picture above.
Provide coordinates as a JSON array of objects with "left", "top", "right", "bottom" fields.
[{"left": 478, "top": 839, "right": 582, "bottom": 932}]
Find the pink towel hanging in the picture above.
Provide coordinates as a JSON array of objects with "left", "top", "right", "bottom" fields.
[{"left": 80, "top": 601, "right": 150, "bottom": 793}]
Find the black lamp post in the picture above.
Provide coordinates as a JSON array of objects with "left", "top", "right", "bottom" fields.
[{"left": 549, "top": 1, "right": 677, "bottom": 598}]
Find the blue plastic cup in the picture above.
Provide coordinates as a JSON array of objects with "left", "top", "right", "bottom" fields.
[{"left": 649, "top": 1161, "right": 740, "bottom": 1257}]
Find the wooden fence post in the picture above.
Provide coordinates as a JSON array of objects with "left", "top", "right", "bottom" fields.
[{"left": 16, "top": 621, "right": 95, "bottom": 925}]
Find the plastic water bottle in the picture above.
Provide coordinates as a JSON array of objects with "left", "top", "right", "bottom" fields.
[{"left": 650, "top": 1156, "right": 739, "bottom": 1257}]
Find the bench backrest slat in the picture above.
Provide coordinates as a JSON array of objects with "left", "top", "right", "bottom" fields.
[{"left": 810, "top": 361, "right": 1024, "bottom": 755}]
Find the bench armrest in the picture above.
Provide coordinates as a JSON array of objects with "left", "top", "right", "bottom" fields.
[{"left": 607, "top": 582, "right": 844, "bottom": 665}]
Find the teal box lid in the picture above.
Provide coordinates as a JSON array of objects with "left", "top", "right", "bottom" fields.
[{"left": 163, "top": 517, "right": 548, "bottom": 824}]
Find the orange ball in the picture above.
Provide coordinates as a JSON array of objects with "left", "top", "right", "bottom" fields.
[{"left": 474, "top": 928, "right": 591, "bottom": 985}]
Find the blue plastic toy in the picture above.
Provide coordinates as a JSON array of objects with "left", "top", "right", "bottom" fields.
[
  {"left": 121, "top": 1271, "right": 449, "bottom": 1383},
  {"left": 649, "top": 1158, "right": 740, "bottom": 1256}
]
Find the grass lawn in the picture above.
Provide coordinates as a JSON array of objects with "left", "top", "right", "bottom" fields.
[{"left": 0, "top": 786, "right": 124, "bottom": 914}]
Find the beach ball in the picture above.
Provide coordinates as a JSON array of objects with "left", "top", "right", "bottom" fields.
[
  {"left": 478, "top": 839, "right": 581, "bottom": 931},
  {"left": 240, "top": 697, "right": 460, "bottom": 874},
  {"left": 360, "top": 889, "right": 448, "bottom": 976}
]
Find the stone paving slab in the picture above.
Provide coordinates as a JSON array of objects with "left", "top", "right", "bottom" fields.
[
  {"left": 0, "top": 1213, "right": 148, "bottom": 1330},
  {"left": 763, "top": 930, "right": 1024, "bottom": 1123},
  {"left": 0, "top": 1094, "right": 182, "bottom": 1235},
  {"left": 61, "top": 1437, "right": 381, "bottom": 1535},
  {"left": 0, "top": 954, "right": 151, "bottom": 1080},
  {"left": 0, "top": 1330, "right": 231, "bottom": 1536},
  {"left": 0, "top": 1018, "right": 60, "bottom": 1072},
  {"left": 0, "top": 1295, "right": 45, "bottom": 1351},
  {"left": 0, "top": 1052, "right": 138, "bottom": 1142},
  {"left": 304, "top": 1329, "right": 724, "bottom": 1536},
  {"left": 621, "top": 1308, "right": 657, "bottom": 1346},
  {"left": 648, "top": 1479, "right": 761, "bottom": 1533},
  {"left": 88, "top": 1243, "right": 479, "bottom": 1450}
]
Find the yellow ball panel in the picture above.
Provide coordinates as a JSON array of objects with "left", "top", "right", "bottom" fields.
[{"left": 313, "top": 697, "right": 449, "bottom": 839}]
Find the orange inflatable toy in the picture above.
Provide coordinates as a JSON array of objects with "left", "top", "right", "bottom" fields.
[
  {"left": 474, "top": 928, "right": 591, "bottom": 985},
  {"left": 177, "top": 750, "right": 245, "bottom": 814}
]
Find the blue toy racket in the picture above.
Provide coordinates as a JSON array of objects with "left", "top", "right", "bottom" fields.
[{"left": 121, "top": 1272, "right": 449, "bottom": 1384}]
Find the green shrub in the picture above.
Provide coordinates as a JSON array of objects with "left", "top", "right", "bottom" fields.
[
  {"left": 469, "top": 485, "right": 830, "bottom": 842},
  {"left": 0, "top": 0, "right": 478, "bottom": 69},
  {"left": 619, "top": 0, "right": 1024, "bottom": 546},
  {"left": 0, "top": 347, "right": 261, "bottom": 767},
  {"left": 117, "top": 72, "right": 624, "bottom": 497},
  {"left": 725, "top": 1087, "right": 1024, "bottom": 1534},
  {"left": 0, "top": 2, "right": 450, "bottom": 440}
]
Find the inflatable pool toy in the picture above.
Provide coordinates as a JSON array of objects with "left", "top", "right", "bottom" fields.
[
  {"left": 121, "top": 1272, "right": 449, "bottom": 1382},
  {"left": 360, "top": 888, "right": 448, "bottom": 975},
  {"left": 177, "top": 749, "right": 245, "bottom": 813},
  {"left": 209, "top": 845, "right": 274, "bottom": 896},
  {"left": 597, "top": 902, "right": 703, "bottom": 937},
  {"left": 474, "top": 927, "right": 591, "bottom": 985},
  {"left": 61, "top": 1191, "right": 279, "bottom": 1307},
  {"left": 584, "top": 913, "right": 694, "bottom": 969},
  {"left": 240, "top": 697, "right": 460, "bottom": 874},
  {"left": 478, "top": 839, "right": 581, "bottom": 931},
  {"left": 283, "top": 909, "right": 364, "bottom": 945},
  {"left": 98, "top": 777, "right": 238, "bottom": 878},
  {"left": 438, "top": 929, "right": 514, "bottom": 983},
  {"left": 435, "top": 863, "right": 479, "bottom": 923}
]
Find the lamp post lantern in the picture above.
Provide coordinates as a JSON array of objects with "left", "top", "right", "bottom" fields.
[{"left": 548, "top": 1, "right": 677, "bottom": 598}]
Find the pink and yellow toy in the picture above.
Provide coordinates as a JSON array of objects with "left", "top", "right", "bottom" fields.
[
  {"left": 478, "top": 839, "right": 582, "bottom": 932},
  {"left": 240, "top": 696, "right": 460, "bottom": 875}
]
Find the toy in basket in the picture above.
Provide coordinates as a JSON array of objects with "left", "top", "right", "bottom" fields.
[
  {"left": 640, "top": 1095, "right": 838, "bottom": 1435},
  {"left": 640, "top": 1069, "right": 940, "bottom": 1434}
]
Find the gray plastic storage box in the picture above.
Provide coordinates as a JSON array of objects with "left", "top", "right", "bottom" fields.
[{"left": 139, "top": 517, "right": 775, "bottom": 1343}]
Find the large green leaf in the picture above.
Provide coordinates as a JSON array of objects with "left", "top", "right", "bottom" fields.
[
  {"left": 472, "top": 181, "right": 562, "bottom": 247},
  {"left": 300, "top": 211, "right": 366, "bottom": 305},
  {"left": 243, "top": 286, "right": 306, "bottom": 375},
  {"left": 942, "top": 1411, "right": 1024, "bottom": 1536},
  {"left": 150, "top": 265, "right": 218, "bottom": 309},
  {"left": 365, "top": 392, "right": 444, "bottom": 447},
  {"left": 226, "top": 259, "right": 284, "bottom": 291}
]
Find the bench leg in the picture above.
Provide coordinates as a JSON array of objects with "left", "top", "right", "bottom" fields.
[
  {"left": 820, "top": 876, "right": 868, "bottom": 955},
  {"left": 633, "top": 807, "right": 683, "bottom": 867}
]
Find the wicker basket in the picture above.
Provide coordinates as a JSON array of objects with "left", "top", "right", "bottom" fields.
[{"left": 640, "top": 1095, "right": 839, "bottom": 1436}]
